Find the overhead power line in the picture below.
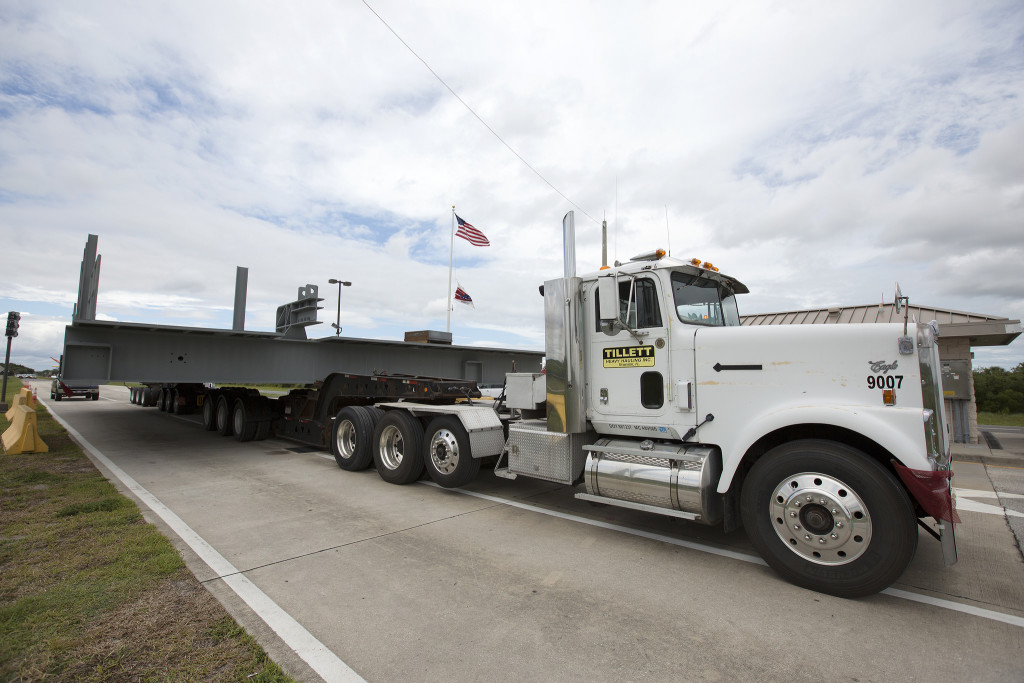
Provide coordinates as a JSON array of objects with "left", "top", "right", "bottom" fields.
[{"left": 361, "top": 0, "right": 600, "bottom": 225}]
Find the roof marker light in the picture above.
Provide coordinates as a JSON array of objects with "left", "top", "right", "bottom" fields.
[{"left": 629, "top": 249, "right": 667, "bottom": 262}]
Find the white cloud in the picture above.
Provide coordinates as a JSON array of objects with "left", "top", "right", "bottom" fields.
[{"left": 0, "top": 0, "right": 1021, "bottom": 372}]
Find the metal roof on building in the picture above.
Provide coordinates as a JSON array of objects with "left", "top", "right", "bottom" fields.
[{"left": 740, "top": 304, "right": 1022, "bottom": 347}]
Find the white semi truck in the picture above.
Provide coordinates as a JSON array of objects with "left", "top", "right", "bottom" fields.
[
  {"left": 105, "top": 213, "right": 958, "bottom": 597},
  {"left": 335, "top": 212, "right": 956, "bottom": 598}
]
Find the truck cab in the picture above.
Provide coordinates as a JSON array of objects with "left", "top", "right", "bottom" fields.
[{"left": 503, "top": 224, "right": 956, "bottom": 598}]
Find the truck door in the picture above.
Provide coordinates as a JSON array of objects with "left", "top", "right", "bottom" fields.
[{"left": 586, "top": 276, "right": 671, "bottom": 425}]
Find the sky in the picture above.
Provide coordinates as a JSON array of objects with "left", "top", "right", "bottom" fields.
[{"left": 1, "top": 0, "right": 1022, "bottom": 374}]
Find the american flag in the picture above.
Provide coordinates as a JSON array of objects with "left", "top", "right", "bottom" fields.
[
  {"left": 454, "top": 284, "right": 474, "bottom": 307},
  {"left": 455, "top": 215, "right": 490, "bottom": 247}
]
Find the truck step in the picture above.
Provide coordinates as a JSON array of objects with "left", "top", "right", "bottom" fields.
[
  {"left": 493, "top": 467, "right": 518, "bottom": 480},
  {"left": 574, "top": 493, "right": 700, "bottom": 521}
]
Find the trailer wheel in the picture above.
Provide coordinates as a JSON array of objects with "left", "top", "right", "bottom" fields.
[
  {"left": 372, "top": 411, "right": 425, "bottom": 485},
  {"left": 232, "top": 398, "right": 258, "bottom": 442},
  {"left": 202, "top": 393, "right": 219, "bottom": 430},
  {"left": 215, "top": 395, "right": 234, "bottom": 436},
  {"left": 254, "top": 419, "right": 271, "bottom": 441},
  {"left": 331, "top": 406, "right": 376, "bottom": 471},
  {"left": 740, "top": 439, "right": 917, "bottom": 598},
  {"left": 157, "top": 388, "right": 168, "bottom": 412},
  {"left": 422, "top": 416, "right": 479, "bottom": 488}
]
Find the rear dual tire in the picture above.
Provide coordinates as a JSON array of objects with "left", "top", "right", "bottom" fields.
[
  {"left": 422, "top": 416, "right": 479, "bottom": 488},
  {"left": 331, "top": 406, "right": 383, "bottom": 471},
  {"left": 372, "top": 411, "right": 425, "bottom": 485}
]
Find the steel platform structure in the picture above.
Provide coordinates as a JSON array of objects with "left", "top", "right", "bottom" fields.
[{"left": 60, "top": 235, "right": 543, "bottom": 386}]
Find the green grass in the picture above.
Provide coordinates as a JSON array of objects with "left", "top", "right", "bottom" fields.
[
  {"left": 977, "top": 411, "right": 1024, "bottom": 427},
  {"left": 1, "top": 378, "right": 295, "bottom": 682}
]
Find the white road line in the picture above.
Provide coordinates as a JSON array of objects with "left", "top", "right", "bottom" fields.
[
  {"left": 46, "top": 394, "right": 1024, "bottom": 637},
  {"left": 955, "top": 487, "right": 1024, "bottom": 518},
  {"left": 415, "top": 484, "right": 1024, "bottom": 629},
  {"left": 40, "top": 400, "right": 365, "bottom": 683},
  {"left": 419, "top": 480, "right": 767, "bottom": 565},
  {"left": 191, "top": 434, "right": 1024, "bottom": 630},
  {"left": 956, "top": 487, "right": 1024, "bottom": 500}
]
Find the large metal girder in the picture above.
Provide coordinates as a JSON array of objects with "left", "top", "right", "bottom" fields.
[{"left": 62, "top": 320, "right": 543, "bottom": 386}]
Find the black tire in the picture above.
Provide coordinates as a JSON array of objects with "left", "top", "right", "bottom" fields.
[
  {"left": 53, "top": 392, "right": 62, "bottom": 401},
  {"left": 91, "top": 392, "right": 99, "bottom": 401},
  {"left": 372, "top": 411, "right": 425, "bottom": 485},
  {"left": 254, "top": 419, "right": 271, "bottom": 441},
  {"left": 215, "top": 395, "right": 234, "bottom": 436},
  {"left": 129, "top": 387, "right": 138, "bottom": 404},
  {"left": 201, "top": 393, "right": 218, "bottom": 431},
  {"left": 740, "top": 439, "right": 917, "bottom": 598},
  {"left": 331, "top": 406, "right": 376, "bottom": 471},
  {"left": 422, "top": 416, "right": 479, "bottom": 488},
  {"left": 232, "top": 398, "right": 258, "bottom": 442},
  {"left": 157, "top": 388, "right": 168, "bottom": 411},
  {"left": 170, "top": 389, "right": 182, "bottom": 414}
]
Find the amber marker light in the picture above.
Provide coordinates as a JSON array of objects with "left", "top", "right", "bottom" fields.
[{"left": 883, "top": 389, "right": 896, "bottom": 406}]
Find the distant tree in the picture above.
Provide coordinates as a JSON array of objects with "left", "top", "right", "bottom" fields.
[
  {"left": 974, "top": 363, "right": 1024, "bottom": 414},
  {"left": 1, "top": 363, "right": 36, "bottom": 376}
]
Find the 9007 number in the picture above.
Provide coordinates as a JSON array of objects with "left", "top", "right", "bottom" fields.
[{"left": 867, "top": 375, "right": 903, "bottom": 390}]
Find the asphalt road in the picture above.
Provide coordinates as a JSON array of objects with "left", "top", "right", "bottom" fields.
[{"left": 32, "top": 383, "right": 1024, "bottom": 682}]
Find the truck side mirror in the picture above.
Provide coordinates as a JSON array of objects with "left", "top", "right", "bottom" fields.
[{"left": 597, "top": 276, "right": 618, "bottom": 323}]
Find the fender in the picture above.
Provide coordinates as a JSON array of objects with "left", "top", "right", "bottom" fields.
[{"left": 713, "top": 403, "right": 930, "bottom": 493}]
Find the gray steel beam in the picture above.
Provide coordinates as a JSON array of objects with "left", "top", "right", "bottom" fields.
[
  {"left": 233, "top": 267, "right": 248, "bottom": 332},
  {"left": 62, "top": 320, "right": 543, "bottom": 386}
]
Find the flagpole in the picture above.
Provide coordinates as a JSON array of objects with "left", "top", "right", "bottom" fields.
[{"left": 446, "top": 205, "right": 455, "bottom": 333}]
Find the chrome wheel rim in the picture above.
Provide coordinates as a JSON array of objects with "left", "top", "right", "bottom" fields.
[
  {"left": 379, "top": 424, "right": 405, "bottom": 470},
  {"left": 770, "top": 472, "right": 872, "bottom": 565},
  {"left": 336, "top": 420, "right": 356, "bottom": 459},
  {"left": 429, "top": 429, "right": 460, "bottom": 474}
]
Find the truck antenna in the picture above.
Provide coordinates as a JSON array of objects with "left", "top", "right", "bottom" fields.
[{"left": 664, "top": 205, "right": 671, "bottom": 256}]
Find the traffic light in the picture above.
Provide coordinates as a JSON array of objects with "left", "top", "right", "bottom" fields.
[{"left": 6, "top": 311, "right": 20, "bottom": 338}]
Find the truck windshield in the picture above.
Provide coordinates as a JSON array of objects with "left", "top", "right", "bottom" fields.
[{"left": 671, "top": 272, "right": 740, "bottom": 327}]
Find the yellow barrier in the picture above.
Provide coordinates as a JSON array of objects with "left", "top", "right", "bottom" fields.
[
  {"left": 21, "top": 387, "right": 37, "bottom": 408},
  {"left": 2, "top": 404, "right": 49, "bottom": 455},
  {"left": 4, "top": 393, "right": 28, "bottom": 421}
]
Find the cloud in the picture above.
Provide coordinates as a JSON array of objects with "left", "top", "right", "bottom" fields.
[{"left": 0, "top": 0, "right": 1021, "bottom": 372}]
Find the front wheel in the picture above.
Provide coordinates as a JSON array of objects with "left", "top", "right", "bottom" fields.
[
  {"left": 422, "top": 416, "right": 479, "bottom": 488},
  {"left": 740, "top": 439, "right": 917, "bottom": 598}
]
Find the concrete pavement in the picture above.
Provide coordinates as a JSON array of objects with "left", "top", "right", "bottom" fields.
[{"left": 31, "top": 382, "right": 1024, "bottom": 683}]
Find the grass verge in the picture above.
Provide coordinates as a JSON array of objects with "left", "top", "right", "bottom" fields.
[
  {"left": 978, "top": 412, "right": 1024, "bottom": 428},
  {"left": 1, "top": 379, "right": 295, "bottom": 682}
]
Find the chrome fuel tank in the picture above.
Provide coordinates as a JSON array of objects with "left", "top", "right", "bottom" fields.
[{"left": 583, "top": 439, "right": 723, "bottom": 524}]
